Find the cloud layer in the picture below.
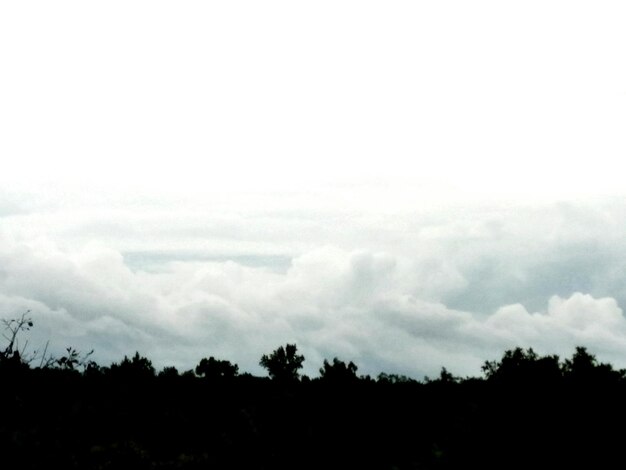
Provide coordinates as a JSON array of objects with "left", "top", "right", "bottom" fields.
[
  {"left": 3, "top": 3, "right": 626, "bottom": 379},
  {"left": 3, "top": 194, "right": 626, "bottom": 378}
]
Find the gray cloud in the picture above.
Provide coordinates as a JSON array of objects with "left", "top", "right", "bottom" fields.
[{"left": 3, "top": 194, "right": 626, "bottom": 378}]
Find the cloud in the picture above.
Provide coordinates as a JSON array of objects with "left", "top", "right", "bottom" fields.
[
  {"left": 485, "top": 293, "right": 626, "bottom": 355},
  {"left": 2, "top": 224, "right": 626, "bottom": 379},
  {"left": 4, "top": 192, "right": 626, "bottom": 377}
]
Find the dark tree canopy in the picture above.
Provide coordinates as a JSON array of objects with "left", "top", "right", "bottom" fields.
[
  {"left": 195, "top": 356, "right": 239, "bottom": 380},
  {"left": 482, "top": 347, "right": 562, "bottom": 385},
  {"left": 109, "top": 351, "right": 155, "bottom": 380},
  {"left": 7, "top": 315, "right": 626, "bottom": 469},
  {"left": 259, "top": 343, "right": 304, "bottom": 382},
  {"left": 563, "top": 346, "right": 625, "bottom": 384},
  {"left": 377, "top": 372, "right": 416, "bottom": 384},
  {"left": 319, "top": 357, "right": 358, "bottom": 383},
  {"left": 426, "top": 367, "right": 459, "bottom": 384}
]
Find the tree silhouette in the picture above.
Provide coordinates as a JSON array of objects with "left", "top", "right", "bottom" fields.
[
  {"left": 195, "top": 356, "right": 239, "bottom": 380},
  {"left": 259, "top": 343, "right": 304, "bottom": 382},
  {"left": 158, "top": 366, "right": 180, "bottom": 379},
  {"left": 319, "top": 357, "right": 359, "bottom": 383},
  {"left": 377, "top": 372, "right": 416, "bottom": 384},
  {"left": 482, "top": 347, "right": 561, "bottom": 385},
  {"left": 426, "top": 367, "right": 459, "bottom": 384},
  {"left": 56, "top": 347, "right": 95, "bottom": 372},
  {"left": 562, "top": 346, "right": 625, "bottom": 384},
  {"left": 4, "top": 310, "right": 626, "bottom": 470},
  {"left": 109, "top": 351, "right": 155, "bottom": 380}
]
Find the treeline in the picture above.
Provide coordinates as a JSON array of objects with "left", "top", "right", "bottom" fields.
[{"left": 2, "top": 313, "right": 626, "bottom": 469}]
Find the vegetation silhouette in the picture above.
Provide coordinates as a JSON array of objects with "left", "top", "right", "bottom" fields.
[
  {"left": 195, "top": 356, "right": 239, "bottom": 380},
  {"left": 2, "top": 313, "right": 626, "bottom": 469},
  {"left": 319, "top": 357, "right": 359, "bottom": 383},
  {"left": 259, "top": 343, "right": 304, "bottom": 382}
]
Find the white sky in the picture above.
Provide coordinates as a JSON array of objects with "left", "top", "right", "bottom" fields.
[
  {"left": 1, "top": 1, "right": 625, "bottom": 201},
  {"left": 2, "top": 2, "right": 626, "bottom": 376}
]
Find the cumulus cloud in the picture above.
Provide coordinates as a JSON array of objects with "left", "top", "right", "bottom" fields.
[
  {"left": 485, "top": 294, "right": 626, "bottom": 358},
  {"left": 3, "top": 216, "right": 626, "bottom": 379},
  {"left": 3, "top": 191, "right": 626, "bottom": 375}
]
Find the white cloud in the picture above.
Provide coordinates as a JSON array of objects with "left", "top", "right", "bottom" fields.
[
  {"left": 483, "top": 293, "right": 626, "bottom": 366},
  {"left": 3, "top": 220, "right": 626, "bottom": 379}
]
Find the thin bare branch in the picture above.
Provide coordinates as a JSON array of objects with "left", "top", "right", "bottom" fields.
[{"left": 39, "top": 340, "right": 50, "bottom": 368}]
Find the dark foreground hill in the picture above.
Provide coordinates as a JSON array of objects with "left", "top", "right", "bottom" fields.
[{"left": 1, "top": 317, "right": 625, "bottom": 469}]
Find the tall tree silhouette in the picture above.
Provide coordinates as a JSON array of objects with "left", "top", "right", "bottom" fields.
[
  {"left": 563, "top": 346, "right": 625, "bottom": 384},
  {"left": 259, "top": 344, "right": 304, "bottom": 382}
]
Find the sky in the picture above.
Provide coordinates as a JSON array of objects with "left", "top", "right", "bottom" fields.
[{"left": 1, "top": 1, "right": 626, "bottom": 378}]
